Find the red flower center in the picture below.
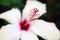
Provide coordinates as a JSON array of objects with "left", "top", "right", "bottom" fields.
[
  {"left": 19, "top": 8, "right": 39, "bottom": 31},
  {"left": 19, "top": 19, "right": 30, "bottom": 31}
]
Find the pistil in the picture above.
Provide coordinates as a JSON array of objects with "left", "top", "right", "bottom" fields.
[
  {"left": 30, "top": 8, "right": 39, "bottom": 21},
  {"left": 19, "top": 8, "right": 39, "bottom": 31}
]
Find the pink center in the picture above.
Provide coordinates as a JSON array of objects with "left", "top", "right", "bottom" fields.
[
  {"left": 19, "top": 8, "right": 39, "bottom": 31},
  {"left": 19, "top": 19, "right": 30, "bottom": 31}
]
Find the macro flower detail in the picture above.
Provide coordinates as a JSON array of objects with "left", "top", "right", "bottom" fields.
[
  {"left": 20, "top": 19, "right": 30, "bottom": 31},
  {"left": 19, "top": 8, "right": 39, "bottom": 31},
  {"left": 0, "top": 1, "right": 60, "bottom": 40}
]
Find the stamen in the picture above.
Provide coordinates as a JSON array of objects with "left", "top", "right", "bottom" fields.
[
  {"left": 30, "top": 8, "right": 39, "bottom": 21},
  {"left": 19, "top": 8, "right": 38, "bottom": 31}
]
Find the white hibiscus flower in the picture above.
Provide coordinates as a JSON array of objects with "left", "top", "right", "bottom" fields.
[{"left": 0, "top": 1, "right": 60, "bottom": 40}]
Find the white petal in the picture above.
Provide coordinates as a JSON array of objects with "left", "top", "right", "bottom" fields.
[
  {"left": 0, "top": 24, "right": 21, "bottom": 40},
  {"left": 22, "top": 1, "right": 46, "bottom": 20},
  {"left": 30, "top": 20, "right": 60, "bottom": 40},
  {"left": 21, "top": 30, "right": 39, "bottom": 40},
  {"left": 0, "top": 8, "right": 21, "bottom": 24}
]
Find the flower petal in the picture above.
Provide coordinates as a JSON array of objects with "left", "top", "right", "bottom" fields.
[
  {"left": 0, "top": 8, "right": 21, "bottom": 24},
  {"left": 30, "top": 20, "right": 60, "bottom": 40},
  {"left": 21, "top": 30, "right": 39, "bottom": 40},
  {"left": 22, "top": 1, "right": 46, "bottom": 21},
  {"left": 0, "top": 24, "right": 21, "bottom": 40}
]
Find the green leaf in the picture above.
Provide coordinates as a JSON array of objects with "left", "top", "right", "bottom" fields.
[
  {"left": 0, "top": 0, "right": 22, "bottom": 7},
  {"left": 0, "top": 0, "right": 26, "bottom": 12},
  {"left": 0, "top": 0, "right": 11, "bottom": 6}
]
